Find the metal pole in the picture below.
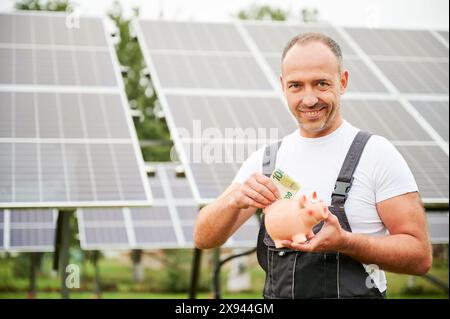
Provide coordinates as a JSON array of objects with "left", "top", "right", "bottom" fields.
[
  {"left": 131, "top": 249, "right": 144, "bottom": 282},
  {"left": 212, "top": 247, "right": 257, "bottom": 299},
  {"left": 93, "top": 251, "right": 102, "bottom": 299},
  {"left": 211, "top": 248, "right": 220, "bottom": 297},
  {"left": 188, "top": 248, "right": 202, "bottom": 299},
  {"left": 28, "top": 252, "right": 40, "bottom": 299},
  {"left": 54, "top": 210, "right": 73, "bottom": 299}
]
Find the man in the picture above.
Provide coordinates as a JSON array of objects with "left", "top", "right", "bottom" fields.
[{"left": 193, "top": 33, "right": 432, "bottom": 298}]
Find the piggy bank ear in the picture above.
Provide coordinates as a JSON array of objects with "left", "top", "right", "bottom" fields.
[{"left": 298, "top": 194, "right": 307, "bottom": 209}]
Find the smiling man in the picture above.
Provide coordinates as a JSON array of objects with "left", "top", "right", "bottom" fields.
[{"left": 193, "top": 33, "right": 432, "bottom": 299}]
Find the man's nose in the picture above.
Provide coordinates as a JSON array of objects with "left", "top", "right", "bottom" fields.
[{"left": 302, "top": 93, "right": 319, "bottom": 107}]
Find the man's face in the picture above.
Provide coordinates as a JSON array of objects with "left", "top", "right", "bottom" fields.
[{"left": 280, "top": 41, "right": 348, "bottom": 138}]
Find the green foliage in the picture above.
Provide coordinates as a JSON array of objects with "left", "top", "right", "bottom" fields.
[
  {"left": 108, "top": 1, "right": 172, "bottom": 162},
  {"left": 0, "top": 258, "right": 16, "bottom": 289},
  {"left": 12, "top": 254, "right": 30, "bottom": 278},
  {"left": 236, "top": 4, "right": 319, "bottom": 23},
  {"left": 158, "top": 250, "right": 191, "bottom": 293},
  {"left": 15, "top": 0, "right": 71, "bottom": 11},
  {"left": 237, "top": 5, "right": 289, "bottom": 21}
]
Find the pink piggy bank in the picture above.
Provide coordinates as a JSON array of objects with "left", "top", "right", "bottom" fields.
[{"left": 264, "top": 192, "right": 329, "bottom": 248}]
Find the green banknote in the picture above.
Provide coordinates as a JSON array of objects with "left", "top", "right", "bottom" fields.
[{"left": 270, "top": 168, "right": 301, "bottom": 200}]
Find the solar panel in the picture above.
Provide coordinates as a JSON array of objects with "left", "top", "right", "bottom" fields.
[
  {"left": 341, "top": 99, "right": 434, "bottom": 141},
  {"left": 138, "top": 21, "right": 250, "bottom": 52},
  {"left": 0, "top": 209, "right": 57, "bottom": 252},
  {"left": 77, "top": 163, "right": 190, "bottom": 250},
  {"left": 165, "top": 95, "right": 296, "bottom": 139},
  {"left": 0, "top": 12, "right": 152, "bottom": 208},
  {"left": 438, "top": 31, "right": 449, "bottom": 43},
  {"left": 373, "top": 60, "right": 448, "bottom": 94},
  {"left": 344, "top": 28, "right": 448, "bottom": 58},
  {"left": 243, "top": 23, "right": 356, "bottom": 55},
  {"left": 0, "top": 48, "right": 117, "bottom": 86},
  {"left": 150, "top": 53, "right": 272, "bottom": 90},
  {"left": 0, "top": 14, "right": 108, "bottom": 46},
  {"left": 409, "top": 100, "right": 449, "bottom": 142},
  {"left": 395, "top": 145, "right": 449, "bottom": 201},
  {"left": 77, "top": 163, "right": 259, "bottom": 249},
  {"left": 427, "top": 212, "right": 449, "bottom": 243}
]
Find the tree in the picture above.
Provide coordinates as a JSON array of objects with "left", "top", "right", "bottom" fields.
[
  {"left": 108, "top": 2, "right": 172, "bottom": 161},
  {"left": 15, "top": 0, "right": 71, "bottom": 11},
  {"left": 237, "top": 5, "right": 289, "bottom": 21},
  {"left": 236, "top": 4, "right": 319, "bottom": 23}
]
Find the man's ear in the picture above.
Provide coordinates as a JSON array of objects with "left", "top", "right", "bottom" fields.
[{"left": 340, "top": 69, "right": 349, "bottom": 95}]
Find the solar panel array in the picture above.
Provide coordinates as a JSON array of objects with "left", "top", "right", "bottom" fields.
[
  {"left": 77, "top": 162, "right": 259, "bottom": 250},
  {"left": 0, "top": 12, "right": 152, "bottom": 208},
  {"left": 136, "top": 19, "right": 449, "bottom": 206},
  {"left": 0, "top": 209, "right": 57, "bottom": 252}
]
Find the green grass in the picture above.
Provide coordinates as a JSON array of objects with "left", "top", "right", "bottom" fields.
[
  {"left": 0, "top": 292, "right": 263, "bottom": 299},
  {"left": 0, "top": 250, "right": 448, "bottom": 299}
]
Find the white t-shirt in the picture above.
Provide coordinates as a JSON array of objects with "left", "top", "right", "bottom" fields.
[{"left": 232, "top": 120, "right": 418, "bottom": 293}]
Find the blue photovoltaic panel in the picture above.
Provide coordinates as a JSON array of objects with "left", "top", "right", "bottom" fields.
[
  {"left": 0, "top": 12, "right": 152, "bottom": 208},
  {"left": 1, "top": 209, "right": 57, "bottom": 252},
  {"left": 344, "top": 28, "right": 448, "bottom": 58},
  {"left": 243, "top": 23, "right": 356, "bottom": 55},
  {"left": 395, "top": 146, "right": 449, "bottom": 200},
  {"left": 341, "top": 99, "right": 433, "bottom": 141},
  {"left": 138, "top": 21, "right": 250, "bottom": 52},
  {"left": 438, "top": 31, "right": 449, "bottom": 43},
  {"left": 408, "top": 100, "right": 449, "bottom": 142},
  {"left": 77, "top": 162, "right": 259, "bottom": 249},
  {"left": 427, "top": 212, "right": 449, "bottom": 244}
]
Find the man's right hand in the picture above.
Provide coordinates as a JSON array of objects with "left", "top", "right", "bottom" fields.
[{"left": 230, "top": 173, "right": 280, "bottom": 210}]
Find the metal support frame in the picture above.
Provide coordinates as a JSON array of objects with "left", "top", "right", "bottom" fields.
[
  {"left": 27, "top": 252, "right": 42, "bottom": 299},
  {"left": 188, "top": 248, "right": 203, "bottom": 299},
  {"left": 212, "top": 247, "right": 257, "bottom": 299},
  {"left": 53, "top": 209, "right": 74, "bottom": 299},
  {"left": 92, "top": 250, "right": 102, "bottom": 299}
]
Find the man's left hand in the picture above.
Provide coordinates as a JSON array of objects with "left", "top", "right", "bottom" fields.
[{"left": 281, "top": 209, "right": 350, "bottom": 252}]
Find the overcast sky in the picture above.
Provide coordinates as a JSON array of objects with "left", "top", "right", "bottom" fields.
[{"left": 0, "top": 0, "right": 448, "bottom": 30}]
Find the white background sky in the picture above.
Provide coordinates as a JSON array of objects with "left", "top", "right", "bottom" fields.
[{"left": 0, "top": 0, "right": 449, "bottom": 30}]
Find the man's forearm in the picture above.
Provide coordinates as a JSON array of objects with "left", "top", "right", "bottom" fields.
[
  {"left": 340, "top": 232, "right": 432, "bottom": 275},
  {"left": 193, "top": 194, "right": 240, "bottom": 249}
]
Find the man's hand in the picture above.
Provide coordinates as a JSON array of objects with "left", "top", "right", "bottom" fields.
[
  {"left": 230, "top": 173, "right": 280, "bottom": 210},
  {"left": 281, "top": 209, "right": 350, "bottom": 252}
]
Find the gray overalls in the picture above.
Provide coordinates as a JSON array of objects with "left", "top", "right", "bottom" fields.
[{"left": 256, "top": 131, "right": 386, "bottom": 299}]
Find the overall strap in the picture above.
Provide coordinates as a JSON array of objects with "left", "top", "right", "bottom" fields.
[
  {"left": 330, "top": 131, "right": 372, "bottom": 232},
  {"left": 257, "top": 140, "right": 282, "bottom": 271}
]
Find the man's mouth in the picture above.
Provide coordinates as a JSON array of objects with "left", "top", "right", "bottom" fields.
[{"left": 298, "top": 106, "right": 326, "bottom": 120}]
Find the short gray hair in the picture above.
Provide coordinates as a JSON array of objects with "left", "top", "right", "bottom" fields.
[{"left": 281, "top": 32, "right": 343, "bottom": 71}]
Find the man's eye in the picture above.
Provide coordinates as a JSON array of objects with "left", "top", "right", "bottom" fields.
[
  {"left": 289, "top": 83, "right": 299, "bottom": 88},
  {"left": 318, "top": 82, "right": 329, "bottom": 88}
]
